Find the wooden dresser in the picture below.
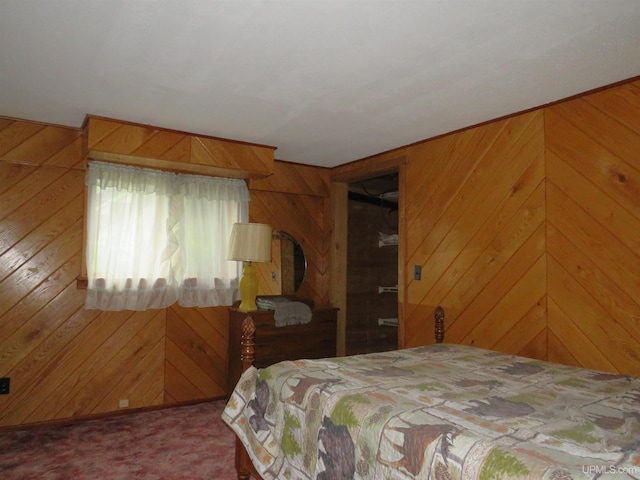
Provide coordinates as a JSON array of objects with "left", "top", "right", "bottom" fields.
[{"left": 227, "top": 304, "right": 338, "bottom": 394}]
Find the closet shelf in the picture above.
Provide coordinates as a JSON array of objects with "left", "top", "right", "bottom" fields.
[
  {"left": 378, "top": 317, "right": 398, "bottom": 327},
  {"left": 378, "top": 232, "right": 398, "bottom": 247},
  {"left": 378, "top": 286, "right": 398, "bottom": 294}
]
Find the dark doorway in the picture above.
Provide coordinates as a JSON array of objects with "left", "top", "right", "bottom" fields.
[{"left": 346, "top": 173, "right": 399, "bottom": 355}]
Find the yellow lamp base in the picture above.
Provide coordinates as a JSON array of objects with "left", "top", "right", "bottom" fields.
[{"left": 237, "top": 262, "right": 258, "bottom": 312}]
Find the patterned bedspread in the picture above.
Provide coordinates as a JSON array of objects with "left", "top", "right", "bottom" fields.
[{"left": 222, "top": 344, "right": 640, "bottom": 479}]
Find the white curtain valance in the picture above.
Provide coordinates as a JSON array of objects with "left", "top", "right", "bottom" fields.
[{"left": 85, "top": 161, "right": 251, "bottom": 201}]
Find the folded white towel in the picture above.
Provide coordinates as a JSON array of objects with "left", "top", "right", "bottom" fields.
[
  {"left": 274, "top": 301, "right": 312, "bottom": 327},
  {"left": 256, "top": 296, "right": 290, "bottom": 310}
]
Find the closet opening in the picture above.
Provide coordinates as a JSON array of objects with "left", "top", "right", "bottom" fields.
[{"left": 346, "top": 172, "right": 399, "bottom": 355}]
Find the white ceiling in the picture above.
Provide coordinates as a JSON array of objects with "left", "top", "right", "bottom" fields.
[{"left": 1, "top": 1, "right": 639, "bottom": 168}]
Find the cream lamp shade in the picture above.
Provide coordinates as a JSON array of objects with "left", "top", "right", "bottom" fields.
[
  {"left": 227, "top": 223, "right": 272, "bottom": 312},
  {"left": 227, "top": 223, "right": 272, "bottom": 262}
]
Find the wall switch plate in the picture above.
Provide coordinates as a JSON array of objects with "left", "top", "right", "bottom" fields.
[
  {"left": 0, "top": 377, "right": 10, "bottom": 395},
  {"left": 414, "top": 265, "right": 422, "bottom": 280}
]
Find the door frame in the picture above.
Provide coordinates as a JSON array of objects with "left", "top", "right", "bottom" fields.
[{"left": 330, "top": 156, "right": 407, "bottom": 355}]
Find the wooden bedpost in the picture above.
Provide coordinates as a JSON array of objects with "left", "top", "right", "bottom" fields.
[
  {"left": 434, "top": 306, "right": 445, "bottom": 343},
  {"left": 240, "top": 316, "right": 256, "bottom": 373},
  {"left": 236, "top": 316, "right": 260, "bottom": 480}
]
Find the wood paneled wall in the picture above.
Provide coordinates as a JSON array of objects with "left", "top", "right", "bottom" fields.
[
  {"left": 352, "top": 79, "right": 640, "bottom": 376},
  {"left": 545, "top": 81, "right": 640, "bottom": 375},
  {"left": 249, "top": 162, "right": 332, "bottom": 304},
  {"left": 0, "top": 119, "right": 218, "bottom": 427},
  {"left": 164, "top": 305, "right": 229, "bottom": 403},
  {"left": 403, "top": 110, "right": 547, "bottom": 359},
  {"left": 0, "top": 118, "right": 331, "bottom": 427}
]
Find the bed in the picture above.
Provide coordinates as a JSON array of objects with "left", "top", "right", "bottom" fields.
[{"left": 222, "top": 307, "right": 640, "bottom": 480}]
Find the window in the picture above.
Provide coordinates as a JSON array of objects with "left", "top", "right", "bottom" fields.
[{"left": 84, "top": 161, "right": 249, "bottom": 311}]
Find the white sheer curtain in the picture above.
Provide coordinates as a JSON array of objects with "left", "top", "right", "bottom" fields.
[{"left": 84, "top": 161, "right": 249, "bottom": 311}]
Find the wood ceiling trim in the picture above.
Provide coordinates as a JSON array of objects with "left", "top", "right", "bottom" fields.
[{"left": 84, "top": 116, "right": 275, "bottom": 179}]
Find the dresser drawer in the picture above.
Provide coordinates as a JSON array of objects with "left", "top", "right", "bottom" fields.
[{"left": 227, "top": 305, "right": 338, "bottom": 393}]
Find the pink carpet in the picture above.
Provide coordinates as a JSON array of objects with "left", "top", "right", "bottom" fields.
[{"left": 0, "top": 399, "right": 237, "bottom": 479}]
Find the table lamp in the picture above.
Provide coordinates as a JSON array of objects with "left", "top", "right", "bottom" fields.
[{"left": 227, "top": 222, "right": 272, "bottom": 312}]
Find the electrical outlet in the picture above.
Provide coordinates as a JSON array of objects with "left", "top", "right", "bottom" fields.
[
  {"left": 0, "top": 377, "right": 10, "bottom": 395},
  {"left": 119, "top": 399, "right": 129, "bottom": 408},
  {"left": 414, "top": 265, "right": 422, "bottom": 281}
]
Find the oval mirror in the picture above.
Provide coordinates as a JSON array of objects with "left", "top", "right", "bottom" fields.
[{"left": 276, "top": 231, "right": 306, "bottom": 294}]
